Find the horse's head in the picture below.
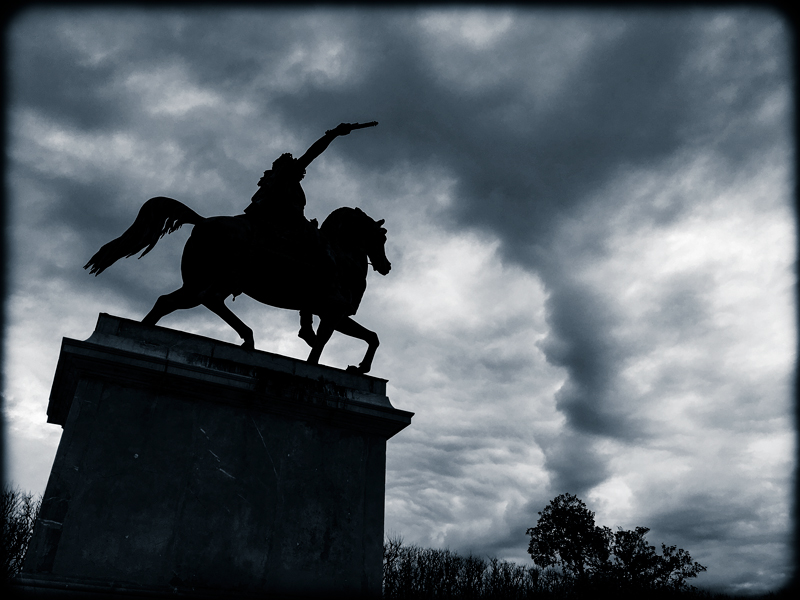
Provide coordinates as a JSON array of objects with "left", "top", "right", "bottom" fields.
[
  {"left": 321, "top": 207, "right": 392, "bottom": 276},
  {"left": 366, "top": 217, "right": 392, "bottom": 276}
]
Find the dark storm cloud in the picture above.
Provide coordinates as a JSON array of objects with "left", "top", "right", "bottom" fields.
[
  {"left": 10, "top": 25, "right": 130, "bottom": 130},
  {"left": 8, "top": 151, "right": 186, "bottom": 305},
  {"left": 257, "top": 10, "right": 788, "bottom": 246},
  {"left": 19, "top": 166, "right": 127, "bottom": 239},
  {"left": 648, "top": 493, "right": 763, "bottom": 545},
  {"left": 10, "top": 7, "right": 787, "bottom": 249},
  {"left": 448, "top": 15, "right": 695, "bottom": 245},
  {"left": 17, "top": 9, "right": 781, "bottom": 251},
  {"left": 538, "top": 279, "right": 630, "bottom": 436},
  {"left": 542, "top": 430, "right": 610, "bottom": 497}
]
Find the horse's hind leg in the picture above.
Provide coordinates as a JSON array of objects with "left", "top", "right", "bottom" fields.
[
  {"left": 334, "top": 317, "right": 379, "bottom": 374},
  {"left": 202, "top": 293, "right": 255, "bottom": 350},
  {"left": 142, "top": 286, "right": 201, "bottom": 325}
]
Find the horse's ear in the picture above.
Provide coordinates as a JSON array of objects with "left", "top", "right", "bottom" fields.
[{"left": 376, "top": 219, "right": 385, "bottom": 226}]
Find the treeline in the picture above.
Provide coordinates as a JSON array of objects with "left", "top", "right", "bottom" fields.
[
  {"left": 384, "top": 493, "right": 706, "bottom": 600},
  {"left": 384, "top": 536, "right": 571, "bottom": 600},
  {"left": 4, "top": 486, "right": 792, "bottom": 598},
  {"left": 383, "top": 493, "right": 793, "bottom": 599},
  {"left": 383, "top": 536, "right": 712, "bottom": 600}
]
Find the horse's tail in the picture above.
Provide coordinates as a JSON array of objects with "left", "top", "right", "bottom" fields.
[{"left": 84, "top": 196, "right": 204, "bottom": 275}]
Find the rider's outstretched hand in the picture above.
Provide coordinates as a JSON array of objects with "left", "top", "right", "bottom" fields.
[{"left": 327, "top": 123, "right": 353, "bottom": 137}]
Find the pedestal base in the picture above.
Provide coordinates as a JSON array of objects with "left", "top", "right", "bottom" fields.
[{"left": 19, "top": 314, "right": 412, "bottom": 599}]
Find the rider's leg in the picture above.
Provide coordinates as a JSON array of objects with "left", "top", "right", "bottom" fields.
[
  {"left": 201, "top": 291, "right": 255, "bottom": 349},
  {"left": 142, "top": 286, "right": 201, "bottom": 326}
]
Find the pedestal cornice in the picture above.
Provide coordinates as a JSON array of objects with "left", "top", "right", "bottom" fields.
[{"left": 48, "top": 313, "right": 412, "bottom": 439}]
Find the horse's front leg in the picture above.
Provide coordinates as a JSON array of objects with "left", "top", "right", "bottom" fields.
[
  {"left": 298, "top": 309, "right": 316, "bottom": 347},
  {"left": 334, "top": 317, "right": 379, "bottom": 374},
  {"left": 306, "top": 314, "right": 342, "bottom": 365}
]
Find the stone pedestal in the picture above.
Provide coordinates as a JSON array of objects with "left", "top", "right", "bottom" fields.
[{"left": 18, "top": 314, "right": 412, "bottom": 599}]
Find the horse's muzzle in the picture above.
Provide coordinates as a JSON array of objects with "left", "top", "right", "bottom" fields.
[{"left": 373, "top": 260, "right": 391, "bottom": 276}]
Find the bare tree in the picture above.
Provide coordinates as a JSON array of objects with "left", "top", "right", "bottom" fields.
[{"left": 1, "top": 486, "right": 41, "bottom": 581}]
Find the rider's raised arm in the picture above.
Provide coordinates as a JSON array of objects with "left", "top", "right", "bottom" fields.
[{"left": 295, "top": 123, "right": 353, "bottom": 170}]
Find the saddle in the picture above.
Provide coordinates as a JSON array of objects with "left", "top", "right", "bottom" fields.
[{"left": 238, "top": 212, "right": 360, "bottom": 314}]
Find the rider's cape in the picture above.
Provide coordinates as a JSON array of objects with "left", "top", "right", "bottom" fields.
[{"left": 245, "top": 168, "right": 306, "bottom": 225}]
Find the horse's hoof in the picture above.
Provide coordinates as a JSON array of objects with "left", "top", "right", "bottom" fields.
[
  {"left": 241, "top": 339, "right": 255, "bottom": 350},
  {"left": 346, "top": 365, "right": 369, "bottom": 374}
]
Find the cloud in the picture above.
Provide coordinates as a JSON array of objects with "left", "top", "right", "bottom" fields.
[
  {"left": 3, "top": 7, "right": 794, "bottom": 594},
  {"left": 539, "top": 279, "right": 630, "bottom": 438}
]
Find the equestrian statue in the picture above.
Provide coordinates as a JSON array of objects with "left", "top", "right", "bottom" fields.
[{"left": 84, "top": 122, "right": 390, "bottom": 374}]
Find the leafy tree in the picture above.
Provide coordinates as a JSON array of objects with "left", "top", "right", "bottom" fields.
[
  {"left": 603, "top": 526, "right": 661, "bottom": 586},
  {"left": 1, "top": 485, "right": 41, "bottom": 582},
  {"left": 649, "top": 538, "right": 708, "bottom": 591},
  {"left": 597, "top": 526, "right": 707, "bottom": 592},
  {"left": 527, "top": 494, "right": 707, "bottom": 592},
  {"left": 526, "top": 493, "right": 610, "bottom": 578}
]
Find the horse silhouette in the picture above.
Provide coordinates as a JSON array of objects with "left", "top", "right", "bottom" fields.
[{"left": 84, "top": 197, "right": 391, "bottom": 374}]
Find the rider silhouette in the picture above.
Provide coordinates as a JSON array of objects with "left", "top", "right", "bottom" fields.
[
  {"left": 245, "top": 122, "right": 357, "bottom": 231},
  {"left": 245, "top": 122, "right": 363, "bottom": 346}
]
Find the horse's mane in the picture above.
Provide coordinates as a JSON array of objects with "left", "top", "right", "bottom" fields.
[
  {"left": 320, "top": 207, "right": 367, "bottom": 240},
  {"left": 321, "top": 206, "right": 355, "bottom": 228}
]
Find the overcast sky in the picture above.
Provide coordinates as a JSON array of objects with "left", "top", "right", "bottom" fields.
[{"left": 2, "top": 5, "right": 795, "bottom": 595}]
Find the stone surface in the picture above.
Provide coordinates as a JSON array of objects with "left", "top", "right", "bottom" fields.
[{"left": 21, "top": 314, "right": 412, "bottom": 599}]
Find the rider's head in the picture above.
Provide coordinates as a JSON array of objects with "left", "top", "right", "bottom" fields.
[
  {"left": 271, "top": 153, "right": 306, "bottom": 180},
  {"left": 272, "top": 153, "right": 293, "bottom": 170}
]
